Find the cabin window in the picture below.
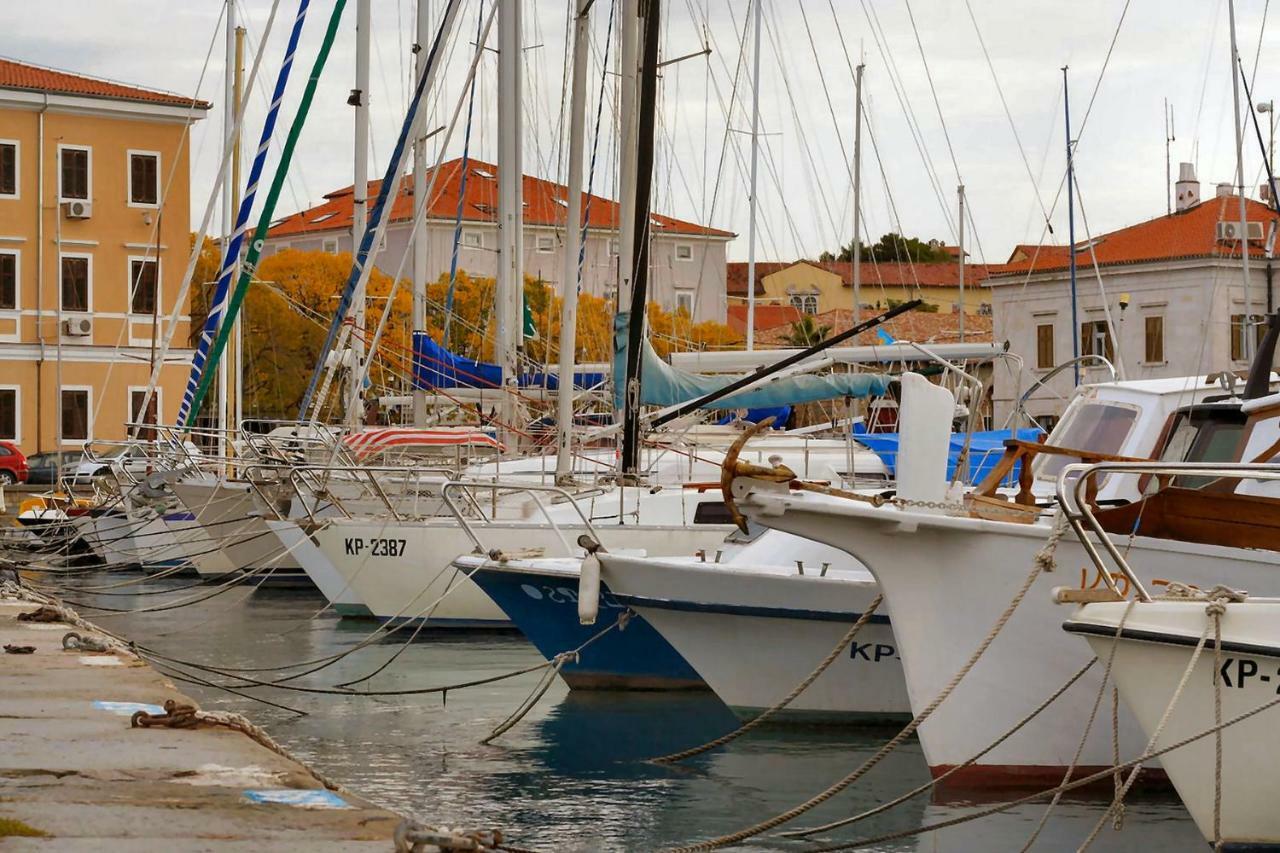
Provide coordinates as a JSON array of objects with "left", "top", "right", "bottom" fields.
[
  {"left": 0, "top": 250, "right": 16, "bottom": 310},
  {"left": 1079, "top": 320, "right": 1114, "bottom": 362},
  {"left": 1035, "top": 324, "right": 1054, "bottom": 369},
  {"left": 1037, "top": 401, "right": 1139, "bottom": 480},
  {"left": 0, "top": 388, "right": 15, "bottom": 441},
  {"left": 1144, "top": 315, "right": 1164, "bottom": 363},
  {"left": 60, "top": 255, "right": 90, "bottom": 312},
  {"left": 59, "top": 146, "right": 90, "bottom": 201},
  {"left": 128, "top": 152, "right": 159, "bottom": 205},
  {"left": 693, "top": 501, "right": 735, "bottom": 525},
  {"left": 61, "top": 389, "right": 90, "bottom": 442},
  {"left": 129, "top": 259, "right": 157, "bottom": 315},
  {"left": 0, "top": 141, "right": 16, "bottom": 198},
  {"left": 1230, "top": 314, "right": 1266, "bottom": 361}
]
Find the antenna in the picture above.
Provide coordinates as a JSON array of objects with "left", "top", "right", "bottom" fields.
[{"left": 1165, "top": 98, "right": 1176, "bottom": 216}]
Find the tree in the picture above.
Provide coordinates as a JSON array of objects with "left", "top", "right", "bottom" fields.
[
  {"left": 818, "top": 232, "right": 951, "bottom": 264},
  {"left": 781, "top": 315, "right": 831, "bottom": 347}
]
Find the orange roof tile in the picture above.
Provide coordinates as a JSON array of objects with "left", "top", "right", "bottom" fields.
[
  {"left": 0, "top": 57, "right": 210, "bottom": 110},
  {"left": 268, "top": 158, "right": 735, "bottom": 239},
  {"left": 992, "top": 194, "right": 1280, "bottom": 281},
  {"left": 726, "top": 259, "right": 1001, "bottom": 297},
  {"left": 754, "top": 307, "right": 993, "bottom": 348},
  {"left": 726, "top": 303, "right": 803, "bottom": 334}
]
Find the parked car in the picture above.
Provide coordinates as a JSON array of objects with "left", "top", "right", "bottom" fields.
[
  {"left": 0, "top": 441, "right": 30, "bottom": 485},
  {"left": 25, "top": 451, "right": 85, "bottom": 485},
  {"left": 67, "top": 441, "right": 203, "bottom": 486}
]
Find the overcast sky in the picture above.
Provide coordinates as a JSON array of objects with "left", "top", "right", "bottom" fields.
[{"left": 8, "top": 0, "right": 1276, "bottom": 264}]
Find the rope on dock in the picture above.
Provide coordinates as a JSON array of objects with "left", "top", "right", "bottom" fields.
[
  {"left": 393, "top": 821, "right": 538, "bottom": 853},
  {"left": 650, "top": 595, "right": 884, "bottom": 765}
]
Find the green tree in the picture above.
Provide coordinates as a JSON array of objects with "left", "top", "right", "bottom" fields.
[
  {"left": 781, "top": 315, "right": 831, "bottom": 347},
  {"left": 819, "top": 232, "right": 951, "bottom": 264}
]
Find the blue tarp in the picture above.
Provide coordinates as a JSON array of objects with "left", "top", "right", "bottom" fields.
[
  {"left": 854, "top": 427, "right": 1044, "bottom": 486},
  {"left": 613, "top": 313, "right": 891, "bottom": 411},
  {"left": 411, "top": 332, "right": 606, "bottom": 391}
]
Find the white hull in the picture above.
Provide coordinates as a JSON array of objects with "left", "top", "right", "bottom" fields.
[
  {"left": 264, "top": 519, "right": 361, "bottom": 609},
  {"left": 600, "top": 548, "right": 910, "bottom": 720},
  {"left": 743, "top": 489, "right": 1280, "bottom": 786},
  {"left": 170, "top": 480, "right": 301, "bottom": 575},
  {"left": 1068, "top": 600, "right": 1280, "bottom": 847}
]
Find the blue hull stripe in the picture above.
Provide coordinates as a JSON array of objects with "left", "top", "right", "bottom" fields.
[{"left": 611, "top": 593, "right": 892, "bottom": 625}]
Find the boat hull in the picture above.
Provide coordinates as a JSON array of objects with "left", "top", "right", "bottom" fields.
[{"left": 170, "top": 480, "right": 304, "bottom": 579}]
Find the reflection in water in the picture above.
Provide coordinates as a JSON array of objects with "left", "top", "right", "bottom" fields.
[{"left": 67, "top": 573, "right": 1204, "bottom": 851}]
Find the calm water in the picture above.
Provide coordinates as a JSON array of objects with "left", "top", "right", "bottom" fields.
[{"left": 65, "top": 574, "right": 1204, "bottom": 851}]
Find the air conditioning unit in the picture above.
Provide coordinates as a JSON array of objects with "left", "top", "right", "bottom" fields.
[
  {"left": 1217, "top": 220, "right": 1265, "bottom": 241},
  {"left": 62, "top": 200, "right": 92, "bottom": 219},
  {"left": 61, "top": 317, "right": 92, "bottom": 337}
]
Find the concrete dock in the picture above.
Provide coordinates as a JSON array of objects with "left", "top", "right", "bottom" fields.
[{"left": 0, "top": 591, "right": 404, "bottom": 850}]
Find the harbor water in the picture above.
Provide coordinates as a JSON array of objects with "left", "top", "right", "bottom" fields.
[{"left": 77, "top": 573, "right": 1206, "bottom": 851}]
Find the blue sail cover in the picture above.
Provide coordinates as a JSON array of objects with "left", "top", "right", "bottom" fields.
[
  {"left": 612, "top": 313, "right": 890, "bottom": 411},
  {"left": 411, "top": 332, "right": 605, "bottom": 391},
  {"left": 855, "top": 427, "right": 1044, "bottom": 485}
]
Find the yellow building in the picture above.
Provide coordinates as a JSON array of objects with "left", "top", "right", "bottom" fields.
[
  {"left": 726, "top": 258, "right": 997, "bottom": 326},
  {"left": 0, "top": 58, "right": 208, "bottom": 455}
]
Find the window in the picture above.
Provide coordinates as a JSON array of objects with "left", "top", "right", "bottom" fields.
[
  {"left": 60, "top": 388, "right": 90, "bottom": 443},
  {"left": 1230, "top": 314, "right": 1267, "bottom": 361},
  {"left": 1080, "top": 320, "right": 1114, "bottom": 362},
  {"left": 129, "top": 259, "right": 158, "bottom": 315},
  {"left": 676, "top": 291, "right": 694, "bottom": 316},
  {"left": 608, "top": 238, "right": 620, "bottom": 257},
  {"left": 462, "top": 230, "right": 483, "bottom": 249},
  {"left": 0, "top": 141, "right": 16, "bottom": 198},
  {"left": 60, "top": 255, "right": 90, "bottom": 312},
  {"left": 1036, "top": 323, "right": 1055, "bottom": 369},
  {"left": 675, "top": 243, "right": 693, "bottom": 261},
  {"left": 536, "top": 235, "right": 555, "bottom": 254},
  {"left": 0, "top": 250, "right": 16, "bottom": 310},
  {"left": 59, "top": 146, "right": 90, "bottom": 201},
  {"left": 1144, "top": 315, "right": 1164, "bottom": 363},
  {"left": 129, "top": 388, "right": 159, "bottom": 426},
  {"left": 0, "top": 388, "right": 15, "bottom": 441},
  {"left": 789, "top": 294, "right": 818, "bottom": 315},
  {"left": 322, "top": 238, "right": 338, "bottom": 254},
  {"left": 1036, "top": 401, "right": 1139, "bottom": 480},
  {"left": 128, "top": 151, "right": 158, "bottom": 206}
]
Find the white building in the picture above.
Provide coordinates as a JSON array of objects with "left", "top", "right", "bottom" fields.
[
  {"left": 987, "top": 165, "right": 1280, "bottom": 426},
  {"left": 264, "top": 157, "right": 734, "bottom": 324}
]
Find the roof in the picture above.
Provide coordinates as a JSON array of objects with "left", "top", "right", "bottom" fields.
[
  {"left": 726, "top": 303, "right": 803, "bottom": 334},
  {"left": 0, "top": 57, "right": 210, "bottom": 110},
  {"left": 993, "top": 194, "right": 1280, "bottom": 281},
  {"left": 726, "top": 259, "right": 1001, "bottom": 297},
  {"left": 268, "top": 157, "right": 735, "bottom": 239},
  {"left": 755, "top": 307, "right": 993, "bottom": 348}
]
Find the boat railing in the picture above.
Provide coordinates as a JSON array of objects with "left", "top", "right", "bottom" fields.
[
  {"left": 245, "top": 462, "right": 460, "bottom": 523},
  {"left": 1055, "top": 460, "right": 1280, "bottom": 603},
  {"left": 439, "top": 480, "right": 605, "bottom": 558}
]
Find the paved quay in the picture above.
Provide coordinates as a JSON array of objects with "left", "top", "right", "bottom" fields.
[{"left": 0, "top": 591, "right": 403, "bottom": 850}]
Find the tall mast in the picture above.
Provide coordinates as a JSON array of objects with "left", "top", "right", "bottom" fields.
[
  {"left": 555, "top": 0, "right": 593, "bottom": 483},
  {"left": 411, "top": 0, "right": 430, "bottom": 426},
  {"left": 231, "top": 25, "right": 245, "bottom": 442},
  {"left": 350, "top": 0, "right": 371, "bottom": 427},
  {"left": 1229, "top": 0, "right": 1254, "bottom": 358},
  {"left": 851, "top": 62, "right": 863, "bottom": 325},
  {"left": 957, "top": 183, "right": 965, "bottom": 342},
  {"left": 745, "top": 0, "right": 762, "bottom": 351},
  {"left": 616, "top": 0, "right": 639, "bottom": 324},
  {"left": 1165, "top": 98, "right": 1174, "bottom": 217},
  {"left": 496, "top": 0, "right": 524, "bottom": 448},
  {"left": 621, "top": 0, "right": 660, "bottom": 478},
  {"left": 218, "top": 0, "right": 236, "bottom": 457},
  {"left": 1064, "top": 66, "right": 1080, "bottom": 386}
]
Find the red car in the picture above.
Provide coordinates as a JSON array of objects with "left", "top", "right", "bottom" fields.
[{"left": 0, "top": 441, "right": 29, "bottom": 485}]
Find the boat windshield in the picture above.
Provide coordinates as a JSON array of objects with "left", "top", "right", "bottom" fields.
[
  {"left": 1036, "top": 401, "right": 1139, "bottom": 480},
  {"left": 1159, "top": 407, "right": 1247, "bottom": 489}
]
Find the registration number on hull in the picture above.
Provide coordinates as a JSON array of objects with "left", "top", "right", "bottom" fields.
[{"left": 343, "top": 537, "right": 408, "bottom": 557}]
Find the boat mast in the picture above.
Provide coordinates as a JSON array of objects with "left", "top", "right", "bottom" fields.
[
  {"left": 1063, "top": 65, "right": 1080, "bottom": 386},
  {"left": 957, "top": 183, "right": 965, "bottom": 342},
  {"left": 1229, "top": 0, "right": 1254, "bottom": 359},
  {"left": 745, "top": 0, "right": 762, "bottom": 351},
  {"left": 851, "top": 62, "right": 863, "bottom": 325},
  {"left": 621, "top": 0, "right": 660, "bottom": 479},
  {"left": 232, "top": 25, "right": 245, "bottom": 443},
  {"left": 218, "top": 0, "right": 235, "bottom": 457},
  {"left": 350, "top": 0, "right": 371, "bottom": 428},
  {"left": 496, "top": 0, "right": 525, "bottom": 449},
  {"left": 411, "top": 0, "right": 430, "bottom": 426},
  {"left": 555, "top": 0, "right": 593, "bottom": 484}
]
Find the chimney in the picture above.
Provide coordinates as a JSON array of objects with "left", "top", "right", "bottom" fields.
[
  {"left": 1175, "top": 162, "right": 1200, "bottom": 211},
  {"left": 1216, "top": 182, "right": 1233, "bottom": 199},
  {"left": 1262, "top": 183, "right": 1273, "bottom": 204}
]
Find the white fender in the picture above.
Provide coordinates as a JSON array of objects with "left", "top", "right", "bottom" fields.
[{"left": 578, "top": 552, "right": 601, "bottom": 625}]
